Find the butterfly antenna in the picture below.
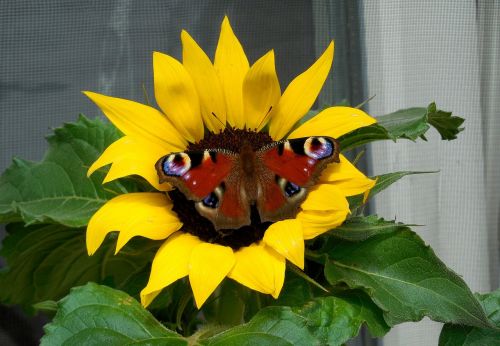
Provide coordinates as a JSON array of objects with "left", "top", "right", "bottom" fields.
[{"left": 256, "top": 106, "right": 273, "bottom": 131}]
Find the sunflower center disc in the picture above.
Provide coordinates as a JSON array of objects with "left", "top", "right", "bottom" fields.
[{"left": 169, "top": 128, "right": 275, "bottom": 250}]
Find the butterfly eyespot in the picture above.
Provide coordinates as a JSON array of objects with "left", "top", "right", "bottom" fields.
[
  {"left": 202, "top": 192, "right": 219, "bottom": 209},
  {"left": 163, "top": 153, "right": 191, "bottom": 176},
  {"left": 276, "top": 176, "right": 303, "bottom": 198},
  {"left": 304, "top": 137, "right": 333, "bottom": 160},
  {"left": 284, "top": 181, "right": 302, "bottom": 197}
]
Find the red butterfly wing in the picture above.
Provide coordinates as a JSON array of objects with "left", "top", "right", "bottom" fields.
[
  {"left": 156, "top": 150, "right": 250, "bottom": 230},
  {"left": 260, "top": 180, "right": 287, "bottom": 213},
  {"left": 262, "top": 137, "right": 339, "bottom": 186},
  {"left": 156, "top": 150, "right": 233, "bottom": 199},
  {"left": 258, "top": 136, "right": 339, "bottom": 220}
]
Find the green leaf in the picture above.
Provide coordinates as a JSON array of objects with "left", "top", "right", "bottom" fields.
[
  {"left": 339, "top": 103, "right": 464, "bottom": 151},
  {"left": 377, "top": 107, "right": 431, "bottom": 140},
  {"left": 0, "top": 115, "right": 131, "bottom": 227},
  {"left": 349, "top": 171, "right": 435, "bottom": 211},
  {"left": 439, "top": 289, "right": 500, "bottom": 345},
  {"left": 41, "top": 283, "right": 387, "bottom": 346},
  {"left": 324, "top": 229, "right": 492, "bottom": 329},
  {"left": 40, "top": 283, "right": 387, "bottom": 346},
  {"left": 202, "top": 291, "right": 389, "bottom": 346},
  {"left": 201, "top": 279, "right": 248, "bottom": 327},
  {"left": 41, "top": 283, "right": 186, "bottom": 346},
  {"left": 0, "top": 223, "right": 155, "bottom": 310},
  {"left": 427, "top": 102, "right": 465, "bottom": 140},
  {"left": 338, "top": 123, "right": 390, "bottom": 152},
  {"left": 330, "top": 215, "right": 409, "bottom": 241}
]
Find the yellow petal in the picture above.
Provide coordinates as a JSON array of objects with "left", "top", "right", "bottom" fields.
[
  {"left": 88, "top": 136, "right": 173, "bottom": 191},
  {"left": 83, "top": 91, "right": 186, "bottom": 150},
  {"left": 300, "top": 184, "right": 347, "bottom": 211},
  {"left": 288, "top": 106, "right": 377, "bottom": 139},
  {"left": 363, "top": 177, "right": 378, "bottom": 203},
  {"left": 86, "top": 193, "right": 182, "bottom": 255},
  {"left": 228, "top": 243, "right": 285, "bottom": 298},
  {"left": 153, "top": 51, "right": 204, "bottom": 143},
  {"left": 298, "top": 184, "right": 349, "bottom": 239},
  {"left": 181, "top": 30, "right": 227, "bottom": 133},
  {"left": 298, "top": 210, "right": 348, "bottom": 240},
  {"left": 319, "top": 154, "right": 376, "bottom": 196},
  {"left": 243, "top": 50, "right": 281, "bottom": 130},
  {"left": 141, "top": 233, "right": 201, "bottom": 307},
  {"left": 263, "top": 219, "right": 304, "bottom": 269},
  {"left": 268, "top": 42, "right": 334, "bottom": 140},
  {"left": 214, "top": 16, "right": 249, "bottom": 129},
  {"left": 189, "top": 243, "right": 235, "bottom": 308},
  {"left": 141, "top": 290, "right": 162, "bottom": 309}
]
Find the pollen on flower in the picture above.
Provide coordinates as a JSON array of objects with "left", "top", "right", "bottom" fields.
[{"left": 188, "top": 127, "right": 273, "bottom": 152}]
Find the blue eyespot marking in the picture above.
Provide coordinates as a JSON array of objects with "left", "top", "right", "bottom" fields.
[
  {"left": 202, "top": 192, "right": 219, "bottom": 208},
  {"left": 305, "top": 137, "right": 333, "bottom": 160},
  {"left": 284, "top": 181, "right": 301, "bottom": 197},
  {"left": 163, "top": 153, "right": 191, "bottom": 176}
]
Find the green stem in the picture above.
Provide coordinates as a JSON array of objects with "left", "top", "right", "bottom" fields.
[
  {"left": 288, "top": 263, "right": 330, "bottom": 293},
  {"left": 176, "top": 292, "right": 192, "bottom": 332},
  {"left": 305, "top": 250, "right": 326, "bottom": 264}
]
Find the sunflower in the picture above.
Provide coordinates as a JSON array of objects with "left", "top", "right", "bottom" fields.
[{"left": 85, "top": 17, "right": 376, "bottom": 309}]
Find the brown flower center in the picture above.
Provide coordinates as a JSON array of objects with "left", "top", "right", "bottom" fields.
[{"left": 169, "top": 128, "right": 275, "bottom": 250}]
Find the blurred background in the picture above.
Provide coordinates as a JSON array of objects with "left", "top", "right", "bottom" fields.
[{"left": 1, "top": 1, "right": 498, "bottom": 345}]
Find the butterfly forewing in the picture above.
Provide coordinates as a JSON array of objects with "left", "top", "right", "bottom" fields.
[
  {"left": 156, "top": 150, "right": 234, "bottom": 198},
  {"left": 261, "top": 137, "right": 339, "bottom": 186}
]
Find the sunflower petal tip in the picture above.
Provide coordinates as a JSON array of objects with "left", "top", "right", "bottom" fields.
[
  {"left": 82, "top": 90, "right": 96, "bottom": 99},
  {"left": 102, "top": 173, "right": 113, "bottom": 184},
  {"left": 152, "top": 51, "right": 163, "bottom": 59},
  {"left": 326, "top": 41, "right": 334, "bottom": 58},
  {"left": 87, "top": 161, "right": 100, "bottom": 177},
  {"left": 294, "top": 258, "right": 305, "bottom": 270},
  {"left": 181, "top": 29, "right": 193, "bottom": 40},
  {"left": 115, "top": 234, "right": 130, "bottom": 255},
  {"left": 221, "top": 16, "right": 234, "bottom": 32},
  {"left": 140, "top": 293, "right": 150, "bottom": 308},
  {"left": 192, "top": 295, "right": 205, "bottom": 310},
  {"left": 264, "top": 50, "right": 275, "bottom": 61}
]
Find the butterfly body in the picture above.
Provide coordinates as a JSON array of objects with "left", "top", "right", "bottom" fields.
[{"left": 156, "top": 136, "right": 339, "bottom": 230}]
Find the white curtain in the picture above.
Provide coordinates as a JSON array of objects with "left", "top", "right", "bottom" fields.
[{"left": 361, "top": 1, "right": 500, "bottom": 345}]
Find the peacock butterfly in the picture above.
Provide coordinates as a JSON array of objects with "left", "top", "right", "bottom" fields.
[{"left": 156, "top": 136, "right": 340, "bottom": 230}]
